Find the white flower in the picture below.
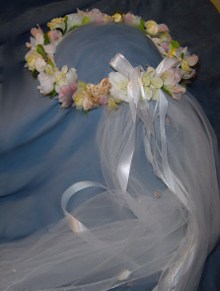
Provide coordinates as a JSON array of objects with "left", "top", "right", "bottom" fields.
[
  {"left": 66, "top": 68, "right": 78, "bottom": 83},
  {"left": 37, "top": 71, "right": 55, "bottom": 95},
  {"left": 55, "top": 66, "right": 78, "bottom": 93},
  {"left": 109, "top": 72, "right": 129, "bottom": 102},
  {"left": 43, "top": 44, "right": 56, "bottom": 55},
  {"left": 66, "top": 13, "right": 83, "bottom": 30},
  {"left": 162, "top": 68, "right": 186, "bottom": 99}
]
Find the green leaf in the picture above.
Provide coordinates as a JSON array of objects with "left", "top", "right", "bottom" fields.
[
  {"left": 171, "top": 40, "right": 180, "bottom": 49},
  {"left": 56, "top": 27, "right": 64, "bottom": 35},
  {"left": 50, "top": 88, "right": 57, "bottom": 99},
  {"left": 82, "top": 16, "right": 90, "bottom": 25},
  {"left": 162, "top": 85, "right": 171, "bottom": 96},
  {"left": 44, "top": 33, "right": 50, "bottom": 45},
  {"left": 83, "top": 110, "right": 89, "bottom": 117},
  {"left": 36, "top": 44, "right": 47, "bottom": 59},
  {"left": 48, "top": 58, "right": 56, "bottom": 69},
  {"left": 32, "top": 70, "right": 39, "bottom": 78},
  {"left": 69, "top": 25, "right": 80, "bottom": 32},
  {"left": 138, "top": 18, "right": 145, "bottom": 33},
  {"left": 63, "top": 16, "right": 68, "bottom": 34}
]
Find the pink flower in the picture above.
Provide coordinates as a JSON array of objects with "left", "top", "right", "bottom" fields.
[
  {"left": 123, "top": 13, "right": 141, "bottom": 26},
  {"left": 158, "top": 24, "right": 169, "bottom": 33},
  {"left": 31, "top": 26, "right": 44, "bottom": 41},
  {"left": 78, "top": 8, "right": 110, "bottom": 23},
  {"left": 48, "top": 30, "right": 62, "bottom": 45},
  {"left": 162, "top": 68, "right": 185, "bottom": 99},
  {"left": 162, "top": 68, "right": 182, "bottom": 86},
  {"left": 98, "top": 95, "right": 108, "bottom": 105},
  {"left": 58, "top": 82, "right": 77, "bottom": 108},
  {"left": 26, "top": 26, "right": 44, "bottom": 49},
  {"left": 157, "top": 40, "right": 170, "bottom": 54},
  {"left": 169, "top": 84, "right": 186, "bottom": 100},
  {"left": 185, "top": 54, "right": 199, "bottom": 67}
]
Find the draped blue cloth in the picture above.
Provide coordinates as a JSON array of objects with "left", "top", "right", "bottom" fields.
[{"left": 0, "top": 0, "right": 220, "bottom": 290}]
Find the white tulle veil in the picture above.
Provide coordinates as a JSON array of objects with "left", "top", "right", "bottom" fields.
[{"left": 0, "top": 21, "right": 220, "bottom": 291}]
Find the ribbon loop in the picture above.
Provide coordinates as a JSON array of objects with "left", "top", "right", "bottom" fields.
[
  {"left": 61, "top": 181, "right": 107, "bottom": 233},
  {"left": 110, "top": 53, "right": 134, "bottom": 77}
]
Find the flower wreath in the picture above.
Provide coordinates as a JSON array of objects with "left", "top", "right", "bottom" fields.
[{"left": 25, "top": 9, "right": 198, "bottom": 111}]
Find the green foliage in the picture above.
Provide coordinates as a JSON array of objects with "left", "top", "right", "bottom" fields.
[{"left": 36, "top": 44, "right": 47, "bottom": 59}]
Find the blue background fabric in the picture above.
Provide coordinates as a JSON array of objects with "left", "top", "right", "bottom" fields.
[{"left": 0, "top": 1, "right": 220, "bottom": 290}]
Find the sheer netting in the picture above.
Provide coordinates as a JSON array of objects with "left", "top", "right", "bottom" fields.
[{"left": 0, "top": 23, "right": 220, "bottom": 291}]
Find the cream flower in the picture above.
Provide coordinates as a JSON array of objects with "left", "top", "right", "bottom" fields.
[
  {"left": 48, "top": 17, "right": 66, "bottom": 31},
  {"left": 151, "top": 88, "right": 161, "bottom": 101},
  {"left": 109, "top": 72, "right": 129, "bottom": 102},
  {"left": 87, "top": 78, "right": 111, "bottom": 105},
  {"left": 143, "top": 86, "right": 153, "bottom": 100},
  {"left": 141, "top": 69, "right": 163, "bottom": 101},
  {"left": 145, "top": 20, "right": 159, "bottom": 36},
  {"left": 37, "top": 71, "right": 55, "bottom": 95},
  {"left": 150, "top": 77, "right": 163, "bottom": 88},
  {"left": 112, "top": 13, "right": 123, "bottom": 23},
  {"left": 73, "top": 82, "right": 93, "bottom": 111},
  {"left": 25, "top": 50, "right": 47, "bottom": 72}
]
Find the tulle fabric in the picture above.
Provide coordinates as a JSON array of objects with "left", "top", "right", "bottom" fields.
[{"left": 0, "top": 23, "right": 220, "bottom": 291}]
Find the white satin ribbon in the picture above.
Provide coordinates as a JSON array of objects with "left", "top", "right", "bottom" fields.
[
  {"left": 110, "top": 54, "right": 142, "bottom": 191},
  {"left": 61, "top": 181, "right": 107, "bottom": 233},
  {"left": 109, "top": 54, "right": 179, "bottom": 194}
]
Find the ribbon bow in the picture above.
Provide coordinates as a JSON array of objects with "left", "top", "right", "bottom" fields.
[{"left": 110, "top": 54, "right": 188, "bottom": 207}]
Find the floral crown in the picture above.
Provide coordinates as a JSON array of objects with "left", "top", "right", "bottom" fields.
[{"left": 25, "top": 9, "right": 198, "bottom": 111}]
